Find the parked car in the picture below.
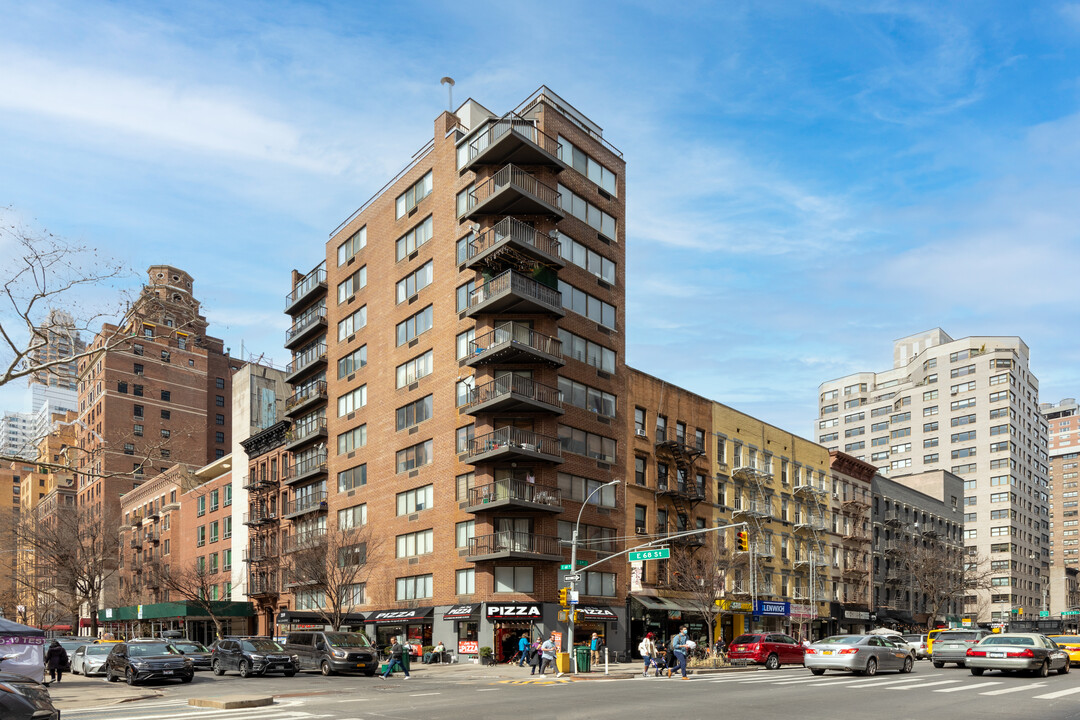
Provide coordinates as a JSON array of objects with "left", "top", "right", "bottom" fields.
[
  {"left": 966, "top": 633, "right": 1071, "bottom": 677},
  {"left": 71, "top": 644, "right": 113, "bottom": 676},
  {"left": 727, "top": 633, "right": 806, "bottom": 670},
  {"left": 284, "top": 630, "right": 378, "bottom": 676},
  {"left": 901, "top": 634, "right": 929, "bottom": 659},
  {"left": 50, "top": 637, "right": 91, "bottom": 671},
  {"left": 167, "top": 640, "right": 212, "bottom": 671},
  {"left": 804, "top": 634, "right": 915, "bottom": 676},
  {"left": 931, "top": 629, "right": 992, "bottom": 668},
  {"left": 1046, "top": 635, "right": 1080, "bottom": 666},
  {"left": 0, "top": 659, "right": 59, "bottom": 720},
  {"left": 211, "top": 637, "right": 296, "bottom": 678},
  {"left": 104, "top": 641, "right": 193, "bottom": 685}
]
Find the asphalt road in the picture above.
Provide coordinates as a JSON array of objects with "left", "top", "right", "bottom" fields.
[{"left": 61, "top": 662, "right": 1080, "bottom": 720}]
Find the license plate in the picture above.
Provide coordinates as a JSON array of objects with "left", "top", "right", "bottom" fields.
[
  {"left": 988, "top": 652, "right": 1005, "bottom": 658},
  {"left": 163, "top": 670, "right": 174, "bottom": 675},
  {"left": 823, "top": 650, "right": 833, "bottom": 655},
  {"left": 947, "top": 644, "right": 959, "bottom": 649},
  {"left": 356, "top": 663, "right": 366, "bottom": 668}
]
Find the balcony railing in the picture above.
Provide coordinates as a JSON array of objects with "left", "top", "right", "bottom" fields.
[
  {"left": 242, "top": 475, "right": 274, "bottom": 492},
  {"left": 466, "top": 164, "right": 563, "bottom": 220},
  {"left": 282, "top": 491, "right": 328, "bottom": 518},
  {"left": 732, "top": 501, "right": 770, "bottom": 518},
  {"left": 467, "top": 322, "right": 562, "bottom": 366},
  {"left": 282, "top": 529, "right": 328, "bottom": 554},
  {"left": 464, "top": 374, "right": 563, "bottom": 414},
  {"left": 248, "top": 575, "right": 279, "bottom": 596},
  {"left": 285, "top": 265, "right": 326, "bottom": 311},
  {"left": 286, "top": 450, "right": 328, "bottom": 485},
  {"left": 466, "top": 112, "right": 563, "bottom": 167},
  {"left": 242, "top": 508, "right": 277, "bottom": 526},
  {"left": 465, "top": 426, "right": 563, "bottom": 464},
  {"left": 465, "top": 478, "right": 562, "bottom": 513},
  {"left": 286, "top": 418, "right": 328, "bottom": 447},
  {"left": 285, "top": 307, "right": 327, "bottom": 345},
  {"left": 467, "top": 270, "right": 562, "bottom": 317},
  {"left": 466, "top": 531, "right": 562, "bottom": 561},
  {"left": 244, "top": 543, "right": 277, "bottom": 563},
  {"left": 285, "top": 381, "right": 328, "bottom": 413},
  {"left": 286, "top": 342, "right": 327, "bottom": 378},
  {"left": 656, "top": 478, "right": 705, "bottom": 502},
  {"left": 466, "top": 217, "right": 563, "bottom": 269}
]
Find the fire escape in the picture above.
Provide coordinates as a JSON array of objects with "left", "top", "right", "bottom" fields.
[
  {"left": 731, "top": 459, "right": 774, "bottom": 598},
  {"left": 654, "top": 429, "right": 707, "bottom": 549},
  {"left": 840, "top": 493, "right": 871, "bottom": 606},
  {"left": 792, "top": 480, "right": 828, "bottom": 604},
  {"left": 243, "top": 468, "right": 281, "bottom": 604}
]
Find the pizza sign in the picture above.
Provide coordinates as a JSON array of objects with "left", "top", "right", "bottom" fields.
[{"left": 458, "top": 640, "right": 479, "bottom": 655}]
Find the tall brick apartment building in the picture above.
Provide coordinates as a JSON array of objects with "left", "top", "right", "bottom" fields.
[
  {"left": 271, "top": 87, "right": 628, "bottom": 657},
  {"left": 76, "top": 265, "right": 239, "bottom": 522}
]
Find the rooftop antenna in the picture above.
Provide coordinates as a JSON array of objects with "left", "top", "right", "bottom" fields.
[{"left": 441, "top": 77, "right": 455, "bottom": 111}]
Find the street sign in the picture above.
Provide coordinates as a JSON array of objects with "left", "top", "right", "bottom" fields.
[
  {"left": 1040, "top": 611, "right": 1050, "bottom": 617},
  {"left": 1063, "top": 610, "right": 1080, "bottom": 616},
  {"left": 560, "top": 564, "right": 572, "bottom": 570},
  {"left": 629, "top": 548, "right": 670, "bottom": 562},
  {"left": 569, "top": 590, "right": 579, "bottom": 605},
  {"left": 577, "top": 560, "right": 587, "bottom": 566},
  {"left": 564, "top": 574, "right": 581, "bottom": 583}
]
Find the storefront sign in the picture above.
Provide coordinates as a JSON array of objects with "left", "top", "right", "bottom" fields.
[
  {"left": 754, "top": 601, "right": 790, "bottom": 617},
  {"left": 458, "top": 640, "right": 478, "bottom": 655},
  {"left": 443, "top": 604, "right": 479, "bottom": 620},
  {"left": 575, "top": 606, "right": 618, "bottom": 622},
  {"left": 716, "top": 600, "right": 754, "bottom": 612},
  {"left": 485, "top": 604, "right": 542, "bottom": 620},
  {"left": 630, "top": 562, "right": 643, "bottom": 592},
  {"left": 367, "top": 607, "right": 434, "bottom": 624},
  {"left": 844, "top": 610, "right": 870, "bottom": 620},
  {"left": 789, "top": 604, "right": 813, "bottom": 619}
]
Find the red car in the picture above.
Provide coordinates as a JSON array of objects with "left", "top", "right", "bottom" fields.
[{"left": 728, "top": 633, "right": 806, "bottom": 669}]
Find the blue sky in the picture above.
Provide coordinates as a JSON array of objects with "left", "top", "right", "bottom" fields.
[{"left": 2, "top": 0, "right": 1080, "bottom": 436}]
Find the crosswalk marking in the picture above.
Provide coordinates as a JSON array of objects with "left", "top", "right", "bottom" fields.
[
  {"left": 934, "top": 681, "right": 1000, "bottom": 693},
  {"left": 852, "top": 677, "right": 929, "bottom": 689},
  {"left": 1032, "top": 686, "right": 1080, "bottom": 700},
  {"left": 979, "top": 683, "right": 1045, "bottom": 696},
  {"left": 885, "top": 680, "right": 959, "bottom": 690}
]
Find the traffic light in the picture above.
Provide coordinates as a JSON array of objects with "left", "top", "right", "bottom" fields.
[
  {"left": 559, "top": 587, "right": 569, "bottom": 607},
  {"left": 736, "top": 530, "right": 749, "bottom": 552}
]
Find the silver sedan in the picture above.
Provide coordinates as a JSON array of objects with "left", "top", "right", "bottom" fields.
[
  {"left": 71, "top": 644, "right": 112, "bottom": 676},
  {"left": 966, "top": 633, "right": 1071, "bottom": 678},
  {"left": 804, "top": 634, "right": 915, "bottom": 676}
]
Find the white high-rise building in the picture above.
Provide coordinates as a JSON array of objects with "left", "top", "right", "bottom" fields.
[
  {"left": 814, "top": 329, "right": 1050, "bottom": 622},
  {"left": 0, "top": 410, "right": 34, "bottom": 460}
]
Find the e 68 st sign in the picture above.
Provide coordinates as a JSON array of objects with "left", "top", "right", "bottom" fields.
[{"left": 629, "top": 548, "right": 670, "bottom": 561}]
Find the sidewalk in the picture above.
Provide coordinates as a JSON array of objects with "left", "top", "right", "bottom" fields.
[
  {"left": 410, "top": 658, "right": 763, "bottom": 681},
  {"left": 46, "top": 674, "right": 162, "bottom": 711}
]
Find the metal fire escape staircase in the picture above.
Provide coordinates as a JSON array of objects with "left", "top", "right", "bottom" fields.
[
  {"left": 731, "top": 462, "right": 773, "bottom": 598},
  {"left": 654, "top": 432, "right": 707, "bottom": 529},
  {"left": 792, "top": 482, "right": 828, "bottom": 603}
]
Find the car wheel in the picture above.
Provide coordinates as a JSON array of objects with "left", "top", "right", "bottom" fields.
[
  {"left": 902, "top": 657, "right": 914, "bottom": 674},
  {"left": 284, "top": 670, "right": 297, "bottom": 677},
  {"left": 1036, "top": 660, "right": 1050, "bottom": 678},
  {"left": 125, "top": 668, "right": 137, "bottom": 686},
  {"left": 212, "top": 659, "right": 225, "bottom": 676},
  {"left": 1059, "top": 660, "right": 1071, "bottom": 676},
  {"left": 106, "top": 668, "right": 118, "bottom": 683},
  {"left": 181, "top": 674, "right": 193, "bottom": 683},
  {"left": 810, "top": 668, "right": 826, "bottom": 676},
  {"left": 864, "top": 658, "right": 878, "bottom": 677},
  {"left": 238, "top": 660, "right": 251, "bottom": 678},
  {"left": 764, "top": 654, "right": 780, "bottom": 671},
  {"left": 932, "top": 661, "right": 944, "bottom": 669},
  {"left": 971, "top": 667, "right": 985, "bottom": 676},
  {"left": 321, "top": 660, "right": 335, "bottom": 676}
]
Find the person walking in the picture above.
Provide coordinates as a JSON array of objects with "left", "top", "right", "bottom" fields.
[
  {"left": 671, "top": 625, "right": 690, "bottom": 679},
  {"left": 539, "top": 634, "right": 557, "bottom": 676},
  {"left": 44, "top": 640, "right": 68, "bottom": 684},
  {"left": 517, "top": 632, "right": 530, "bottom": 667},
  {"left": 528, "top": 634, "right": 543, "bottom": 675},
  {"left": 638, "top": 632, "right": 658, "bottom": 677},
  {"left": 380, "top": 636, "right": 411, "bottom": 679}
]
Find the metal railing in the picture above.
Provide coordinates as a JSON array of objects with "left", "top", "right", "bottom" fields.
[
  {"left": 468, "top": 217, "right": 561, "bottom": 263},
  {"left": 283, "top": 491, "right": 328, "bottom": 517},
  {"left": 286, "top": 342, "right": 327, "bottom": 375},
  {"left": 286, "top": 418, "right": 327, "bottom": 444},
  {"left": 282, "top": 529, "right": 328, "bottom": 554},
  {"left": 656, "top": 477, "right": 706, "bottom": 500},
  {"left": 467, "top": 531, "right": 561, "bottom": 557},
  {"left": 290, "top": 450, "right": 328, "bottom": 479},
  {"left": 467, "top": 478, "right": 562, "bottom": 509},
  {"left": 467, "top": 112, "right": 563, "bottom": 163},
  {"left": 242, "top": 508, "right": 277, "bottom": 525},
  {"left": 244, "top": 543, "right": 277, "bottom": 563},
  {"left": 469, "top": 164, "right": 561, "bottom": 211},
  {"left": 248, "top": 576, "right": 279, "bottom": 595},
  {"left": 285, "top": 264, "right": 326, "bottom": 309},
  {"left": 286, "top": 307, "right": 326, "bottom": 343},
  {"left": 465, "top": 374, "right": 562, "bottom": 410},
  {"left": 468, "top": 270, "right": 561, "bottom": 311},
  {"left": 468, "top": 322, "right": 562, "bottom": 359},
  {"left": 467, "top": 426, "right": 562, "bottom": 460},
  {"left": 286, "top": 381, "right": 328, "bottom": 409},
  {"left": 242, "top": 475, "right": 273, "bottom": 491}
]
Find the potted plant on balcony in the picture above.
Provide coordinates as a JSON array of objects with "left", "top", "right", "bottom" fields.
[{"left": 479, "top": 646, "right": 494, "bottom": 666}]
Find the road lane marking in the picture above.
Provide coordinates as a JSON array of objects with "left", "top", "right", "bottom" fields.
[
  {"left": 66, "top": 711, "right": 317, "bottom": 720},
  {"left": 980, "top": 683, "right": 1045, "bottom": 695},
  {"left": 886, "top": 680, "right": 959, "bottom": 690},
  {"left": 409, "top": 692, "right": 441, "bottom": 696},
  {"left": 338, "top": 699, "right": 371, "bottom": 702},
  {"left": 852, "top": 677, "right": 932, "bottom": 688},
  {"left": 1033, "top": 687, "right": 1080, "bottom": 700},
  {"left": 933, "top": 681, "right": 1001, "bottom": 692},
  {"left": 476, "top": 688, "right": 500, "bottom": 691}
]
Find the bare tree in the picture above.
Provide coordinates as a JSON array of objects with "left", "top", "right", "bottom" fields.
[
  {"left": 890, "top": 537, "right": 987, "bottom": 630},
  {"left": 150, "top": 560, "right": 230, "bottom": 639},
  {"left": 285, "top": 523, "right": 378, "bottom": 631},
  {"left": 667, "top": 535, "right": 748, "bottom": 654}
]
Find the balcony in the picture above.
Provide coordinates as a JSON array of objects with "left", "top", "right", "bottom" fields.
[
  {"left": 463, "top": 375, "right": 564, "bottom": 417},
  {"left": 749, "top": 540, "right": 773, "bottom": 558},
  {"left": 842, "top": 497, "right": 869, "bottom": 512},
  {"left": 284, "top": 381, "right": 328, "bottom": 418},
  {"left": 793, "top": 515, "right": 826, "bottom": 532},
  {"left": 464, "top": 427, "right": 563, "bottom": 466},
  {"left": 130, "top": 537, "right": 143, "bottom": 549},
  {"left": 285, "top": 265, "right": 327, "bottom": 314},
  {"left": 242, "top": 509, "right": 277, "bottom": 527},
  {"left": 656, "top": 478, "right": 705, "bottom": 503},
  {"left": 464, "top": 479, "right": 562, "bottom": 514},
  {"left": 284, "top": 451, "right": 328, "bottom": 486},
  {"left": 285, "top": 342, "right": 328, "bottom": 384},
  {"left": 464, "top": 164, "right": 564, "bottom": 222},
  {"left": 465, "top": 217, "right": 564, "bottom": 273},
  {"left": 465, "top": 323, "right": 563, "bottom": 368},
  {"left": 657, "top": 524, "right": 704, "bottom": 549},
  {"left": 883, "top": 511, "right": 904, "bottom": 528},
  {"left": 882, "top": 540, "right": 904, "bottom": 555},
  {"left": 732, "top": 501, "right": 770, "bottom": 519},
  {"left": 843, "top": 528, "right": 870, "bottom": 542},
  {"left": 244, "top": 544, "right": 277, "bottom": 563},
  {"left": 242, "top": 475, "right": 274, "bottom": 492},
  {"left": 248, "top": 576, "right": 279, "bottom": 597},
  {"left": 462, "top": 113, "right": 566, "bottom": 172},
  {"left": 842, "top": 562, "right": 868, "bottom": 578},
  {"left": 284, "top": 307, "right": 327, "bottom": 350},
  {"left": 793, "top": 484, "right": 825, "bottom": 500},
  {"left": 731, "top": 465, "right": 771, "bottom": 484},
  {"left": 466, "top": 531, "right": 563, "bottom": 563},
  {"left": 282, "top": 529, "right": 327, "bottom": 554},
  {"left": 281, "top": 492, "right": 329, "bottom": 520},
  {"left": 465, "top": 270, "right": 563, "bottom": 318},
  {"left": 285, "top": 418, "right": 327, "bottom": 451}
]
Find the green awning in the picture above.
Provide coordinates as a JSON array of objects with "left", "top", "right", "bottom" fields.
[{"left": 98, "top": 601, "right": 254, "bottom": 622}]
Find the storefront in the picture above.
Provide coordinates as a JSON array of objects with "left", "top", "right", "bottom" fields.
[
  {"left": 630, "top": 594, "right": 716, "bottom": 652},
  {"left": 831, "top": 604, "right": 872, "bottom": 635},
  {"left": 98, "top": 601, "right": 254, "bottom": 644},
  {"left": 437, "top": 604, "right": 479, "bottom": 658},
  {"left": 572, "top": 606, "right": 619, "bottom": 651},
  {"left": 365, "top": 607, "right": 434, "bottom": 654},
  {"left": 874, "top": 609, "right": 915, "bottom": 631},
  {"left": 716, "top": 600, "right": 754, "bottom": 644},
  {"left": 746, "top": 600, "right": 790, "bottom": 634},
  {"left": 485, "top": 603, "right": 543, "bottom": 662},
  {"left": 275, "top": 610, "right": 367, "bottom": 641}
]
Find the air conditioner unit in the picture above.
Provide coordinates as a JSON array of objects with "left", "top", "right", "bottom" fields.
[
  {"left": 635, "top": 429, "right": 648, "bottom": 438},
  {"left": 832, "top": 493, "right": 840, "bottom": 500},
  {"left": 635, "top": 527, "right": 647, "bottom": 535}
]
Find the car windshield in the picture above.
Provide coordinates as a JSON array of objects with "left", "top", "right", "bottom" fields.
[
  {"left": 171, "top": 642, "right": 208, "bottom": 653},
  {"left": 816, "top": 636, "right": 863, "bottom": 645},
  {"left": 128, "top": 644, "right": 176, "bottom": 656},
  {"left": 980, "top": 636, "right": 1034, "bottom": 646},
  {"left": 242, "top": 639, "right": 285, "bottom": 653},
  {"left": 732, "top": 635, "right": 762, "bottom": 644},
  {"left": 325, "top": 632, "right": 371, "bottom": 648},
  {"left": 86, "top": 646, "right": 112, "bottom": 656},
  {"left": 939, "top": 632, "right": 980, "bottom": 642}
]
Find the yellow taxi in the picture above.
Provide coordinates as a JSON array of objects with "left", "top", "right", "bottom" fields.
[
  {"left": 927, "top": 628, "right": 947, "bottom": 656},
  {"left": 1048, "top": 635, "right": 1080, "bottom": 666}
]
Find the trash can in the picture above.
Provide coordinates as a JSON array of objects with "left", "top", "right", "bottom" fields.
[
  {"left": 555, "top": 652, "right": 571, "bottom": 673},
  {"left": 402, "top": 650, "right": 411, "bottom": 672},
  {"left": 575, "top": 645, "right": 591, "bottom": 673}
]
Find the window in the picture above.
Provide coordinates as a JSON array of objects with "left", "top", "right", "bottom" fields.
[
  {"left": 396, "top": 395, "right": 433, "bottom": 430},
  {"left": 134, "top": 363, "right": 144, "bottom": 375},
  {"left": 557, "top": 329, "right": 616, "bottom": 373},
  {"left": 556, "top": 231, "right": 616, "bottom": 284},
  {"left": 216, "top": 413, "right": 225, "bottom": 425},
  {"left": 123, "top": 443, "right": 134, "bottom": 455},
  {"left": 339, "top": 503, "right": 367, "bottom": 529},
  {"left": 161, "top": 350, "right": 171, "bottom": 363},
  {"left": 161, "top": 428, "right": 170, "bottom": 438},
  {"left": 196, "top": 525, "right": 206, "bottom": 546},
  {"left": 209, "top": 520, "right": 219, "bottom": 543},
  {"left": 337, "top": 425, "right": 367, "bottom": 454},
  {"left": 133, "top": 424, "right": 143, "bottom": 436},
  {"left": 456, "top": 279, "right": 476, "bottom": 312},
  {"left": 951, "top": 398, "right": 976, "bottom": 410},
  {"left": 951, "top": 381, "right": 976, "bottom": 394},
  {"left": 396, "top": 484, "right": 433, "bottom": 514},
  {"left": 395, "top": 171, "right": 433, "bottom": 219},
  {"left": 845, "top": 441, "right": 865, "bottom": 451},
  {"left": 396, "top": 574, "right": 433, "bottom": 600},
  {"left": 494, "top": 566, "right": 534, "bottom": 593},
  {"left": 338, "top": 346, "right": 367, "bottom": 378},
  {"left": 338, "top": 464, "right": 366, "bottom": 492},
  {"left": 216, "top": 395, "right": 225, "bottom": 407},
  {"left": 395, "top": 215, "right": 434, "bottom": 260},
  {"left": 557, "top": 279, "right": 616, "bottom": 329},
  {"left": 337, "top": 306, "right": 367, "bottom": 340},
  {"left": 456, "top": 425, "right": 474, "bottom": 454},
  {"left": 557, "top": 183, "right": 616, "bottom": 239},
  {"left": 952, "top": 430, "right": 977, "bottom": 442},
  {"left": 924, "top": 422, "right": 938, "bottom": 432},
  {"left": 924, "top": 406, "right": 938, "bottom": 416},
  {"left": 871, "top": 422, "right": 888, "bottom": 433},
  {"left": 337, "top": 266, "right": 367, "bottom": 304},
  {"left": 890, "top": 427, "right": 911, "bottom": 439},
  {"left": 337, "top": 226, "right": 366, "bottom": 265},
  {"left": 215, "top": 431, "right": 225, "bottom": 443},
  {"left": 456, "top": 185, "right": 474, "bottom": 217},
  {"left": 396, "top": 439, "right": 433, "bottom": 473},
  {"left": 456, "top": 234, "right": 471, "bottom": 264},
  {"left": 216, "top": 377, "right": 225, "bottom": 389},
  {"left": 557, "top": 376, "right": 616, "bottom": 417},
  {"left": 396, "top": 305, "right": 433, "bottom": 346},
  {"left": 161, "top": 409, "right": 171, "bottom": 420},
  {"left": 924, "top": 389, "right": 939, "bottom": 400},
  {"left": 557, "top": 135, "right": 618, "bottom": 194},
  {"left": 456, "top": 568, "right": 475, "bottom": 595},
  {"left": 924, "top": 453, "right": 939, "bottom": 463},
  {"left": 456, "top": 520, "right": 475, "bottom": 548},
  {"left": 224, "top": 486, "right": 232, "bottom": 507},
  {"left": 396, "top": 529, "right": 434, "bottom": 558},
  {"left": 558, "top": 472, "right": 618, "bottom": 508},
  {"left": 134, "top": 404, "right": 144, "bottom": 418},
  {"left": 133, "top": 384, "right": 144, "bottom": 397},
  {"left": 337, "top": 386, "right": 367, "bottom": 416},
  {"left": 989, "top": 390, "right": 1009, "bottom": 403},
  {"left": 634, "top": 457, "right": 646, "bottom": 485},
  {"left": 396, "top": 261, "right": 433, "bottom": 303},
  {"left": 456, "top": 329, "right": 475, "bottom": 360},
  {"left": 396, "top": 350, "right": 433, "bottom": 387},
  {"left": 952, "top": 447, "right": 977, "bottom": 459},
  {"left": 456, "top": 472, "right": 474, "bottom": 502},
  {"left": 455, "top": 377, "right": 475, "bottom": 407},
  {"left": 560, "top": 570, "right": 616, "bottom": 597},
  {"left": 117, "top": 381, "right": 128, "bottom": 393},
  {"left": 132, "top": 343, "right": 144, "bottom": 356},
  {"left": 924, "top": 437, "right": 939, "bottom": 448},
  {"left": 197, "top": 496, "right": 206, "bottom": 516},
  {"left": 558, "top": 425, "right": 617, "bottom": 463}
]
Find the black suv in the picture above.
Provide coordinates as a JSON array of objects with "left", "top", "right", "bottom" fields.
[
  {"left": 104, "top": 641, "right": 194, "bottom": 685},
  {"left": 211, "top": 637, "right": 297, "bottom": 678},
  {"left": 284, "top": 630, "right": 378, "bottom": 676}
]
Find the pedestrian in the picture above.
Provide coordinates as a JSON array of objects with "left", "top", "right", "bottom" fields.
[
  {"left": 518, "top": 632, "right": 530, "bottom": 667},
  {"left": 380, "top": 636, "right": 410, "bottom": 679},
  {"left": 44, "top": 640, "right": 68, "bottom": 684},
  {"left": 671, "top": 624, "right": 690, "bottom": 679},
  {"left": 528, "top": 635, "right": 542, "bottom": 675},
  {"left": 539, "top": 633, "right": 557, "bottom": 676},
  {"left": 638, "top": 632, "right": 658, "bottom": 677}
]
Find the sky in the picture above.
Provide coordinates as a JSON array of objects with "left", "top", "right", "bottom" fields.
[{"left": 1, "top": 0, "right": 1080, "bottom": 438}]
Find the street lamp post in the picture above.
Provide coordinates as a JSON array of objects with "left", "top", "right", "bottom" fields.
[{"left": 567, "top": 479, "right": 619, "bottom": 675}]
